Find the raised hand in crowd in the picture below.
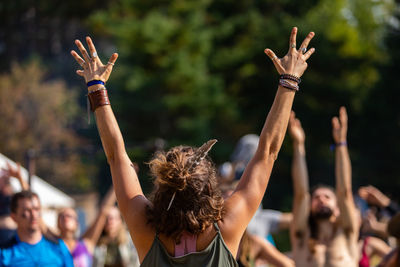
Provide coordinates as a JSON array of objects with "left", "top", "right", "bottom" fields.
[
  {"left": 71, "top": 38, "right": 117, "bottom": 85},
  {"left": 0, "top": 162, "right": 29, "bottom": 191},
  {"left": 362, "top": 210, "right": 389, "bottom": 238},
  {"left": 359, "top": 185, "right": 391, "bottom": 208},
  {"left": 71, "top": 27, "right": 315, "bottom": 265},
  {"left": 289, "top": 111, "right": 306, "bottom": 145},
  {"left": 332, "top": 106, "right": 348, "bottom": 145}
]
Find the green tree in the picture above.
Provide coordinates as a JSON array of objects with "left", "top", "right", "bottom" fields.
[{"left": 88, "top": 0, "right": 396, "bottom": 198}]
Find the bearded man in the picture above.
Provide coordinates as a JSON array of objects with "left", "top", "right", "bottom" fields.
[{"left": 288, "top": 107, "right": 359, "bottom": 267}]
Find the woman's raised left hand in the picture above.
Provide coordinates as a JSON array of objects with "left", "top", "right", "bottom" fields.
[{"left": 71, "top": 37, "right": 118, "bottom": 90}]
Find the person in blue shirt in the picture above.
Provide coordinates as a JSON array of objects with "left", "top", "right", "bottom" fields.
[{"left": 0, "top": 190, "right": 73, "bottom": 267}]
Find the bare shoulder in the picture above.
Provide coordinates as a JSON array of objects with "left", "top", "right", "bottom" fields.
[
  {"left": 217, "top": 217, "right": 243, "bottom": 258},
  {"left": 123, "top": 195, "right": 156, "bottom": 261}
]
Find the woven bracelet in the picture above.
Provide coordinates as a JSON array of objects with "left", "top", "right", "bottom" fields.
[
  {"left": 279, "top": 79, "right": 299, "bottom": 91},
  {"left": 280, "top": 74, "right": 301, "bottom": 84}
]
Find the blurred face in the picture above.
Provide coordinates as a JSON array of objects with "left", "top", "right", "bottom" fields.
[
  {"left": 105, "top": 207, "right": 122, "bottom": 236},
  {"left": 11, "top": 196, "right": 41, "bottom": 232},
  {"left": 310, "top": 188, "right": 338, "bottom": 220},
  {"left": 58, "top": 208, "right": 78, "bottom": 233}
]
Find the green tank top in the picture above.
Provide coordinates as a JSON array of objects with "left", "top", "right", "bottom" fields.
[{"left": 141, "top": 223, "right": 238, "bottom": 267}]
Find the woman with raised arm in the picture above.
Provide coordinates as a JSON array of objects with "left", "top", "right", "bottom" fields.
[
  {"left": 70, "top": 27, "right": 315, "bottom": 266},
  {"left": 57, "top": 187, "right": 116, "bottom": 267}
]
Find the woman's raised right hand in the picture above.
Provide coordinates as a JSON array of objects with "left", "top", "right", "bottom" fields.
[{"left": 265, "top": 27, "right": 315, "bottom": 78}]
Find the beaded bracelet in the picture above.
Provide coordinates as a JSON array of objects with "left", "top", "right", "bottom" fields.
[{"left": 280, "top": 74, "right": 301, "bottom": 84}]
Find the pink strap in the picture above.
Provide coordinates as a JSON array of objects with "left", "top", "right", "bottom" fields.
[{"left": 174, "top": 232, "right": 197, "bottom": 257}]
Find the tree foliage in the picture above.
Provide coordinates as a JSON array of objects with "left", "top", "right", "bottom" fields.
[
  {"left": 87, "top": 0, "right": 398, "bottom": 204},
  {"left": 0, "top": 61, "right": 92, "bottom": 191},
  {"left": 0, "top": 0, "right": 398, "bottom": 203}
]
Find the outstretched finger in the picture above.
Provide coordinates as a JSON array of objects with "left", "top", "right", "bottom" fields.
[
  {"left": 303, "top": 48, "right": 315, "bottom": 60},
  {"left": 332, "top": 117, "right": 340, "bottom": 130},
  {"left": 264, "top": 49, "right": 281, "bottom": 72},
  {"left": 106, "top": 53, "right": 119, "bottom": 70},
  {"left": 339, "top": 106, "right": 348, "bottom": 125},
  {"left": 71, "top": 50, "right": 86, "bottom": 67},
  {"left": 75, "top": 40, "right": 91, "bottom": 63},
  {"left": 86, "top": 36, "right": 100, "bottom": 63},
  {"left": 299, "top": 32, "right": 315, "bottom": 52},
  {"left": 289, "top": 27, "right": 297, "bottom": 52},
  {"left": 76, "top": 70, "right": 85, "bottom": 77},
  {"left": 358, "top": 187, "right": 367, "bottom": 198}
]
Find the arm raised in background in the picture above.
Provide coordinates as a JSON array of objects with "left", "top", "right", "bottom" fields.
[
  {"left": 71, "top": 37, "right": 153, "bottom": 260},
  {"left": 81, "top": 186, "right": 116, "bottom": 253},
  {"left": 288, "top": 112, "right": 311, "bottom": 240},
  {"left": 252, "top": 234, "right": 295, "bottom": 267},
  {"left": 1, "top": 162, "right": 29, "bottom": 191},
  {"left": 332, "top": 107, "right": 358, "bottom": 233},
  {"left": 222, "top": 27, "right": 316, "bottom": 254}
]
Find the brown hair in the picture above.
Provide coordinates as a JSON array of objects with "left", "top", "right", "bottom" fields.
[
  {"left": 98, "top": 207, "right": 128, "bottom": 246},
  {"left": 305, "top": 184, "right": 336, "bottom": 256},
  {"left": 146, "top": 144, "right": 225, "bottom": 241},
  {"left": 10, "top": 190, "right": 39, "bottom": 213},
  {"left": 98, "top": 225, "right": 128, "bottom": 246}
]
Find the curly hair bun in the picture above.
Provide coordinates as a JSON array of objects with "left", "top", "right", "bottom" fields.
[
  {"left": 149, "top": 147, "right": 193, "bottom": 191},
  {"left": 147, "top": 141, "right": 224, "bottom": 240}
]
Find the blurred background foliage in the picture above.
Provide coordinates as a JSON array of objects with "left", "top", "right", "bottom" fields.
[{"left": 0, "top": 0, "right": 399, "bottom": 215}]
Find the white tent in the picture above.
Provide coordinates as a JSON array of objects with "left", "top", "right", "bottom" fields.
[{"left": 0, "top": 153, "right": 75, "bottom": 208}]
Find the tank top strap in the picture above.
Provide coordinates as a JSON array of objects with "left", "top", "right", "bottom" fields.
[{"left": 213, "top": 222, "right": 221, "bottom": 232}]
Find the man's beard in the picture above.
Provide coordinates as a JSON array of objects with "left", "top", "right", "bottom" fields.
[{"left": 311, "top": 206, "right": 333, "bottom": 220}]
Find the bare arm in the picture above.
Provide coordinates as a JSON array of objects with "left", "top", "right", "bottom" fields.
[
  {"left": 252, "top": 234, "right": 295, "bottom": 267},
  {"left": 288, "top": 112, "right": 310, "bottom": 238},
  {"left": 40, "top": 220, "right": 60, "bottom": 242},
  {"left": 81, "top": 186, "right": 116, "bottom": 253},
  {"left": 363, "top": 211, "right": 389, "bottom": 238},
  {"left": 222, "top": 28, "right": 316, "bottom": 253},
  {"left": 358, "top": 186, "right": 390, "bottom": 208},
  {"left": 278, "top": 212, "right": 293, "bottom": 230},
  {"left": 367, "top": 236, "right": 391, "bottom": 258},
  {"left": 71, "top": 37, "right": 153, "bottom": 260},
  {"left": 332, "top": 107, "right": 358, "bottom": 233},
  {"left": 2, "top": 162, "right": 29, "bottom": 191}
]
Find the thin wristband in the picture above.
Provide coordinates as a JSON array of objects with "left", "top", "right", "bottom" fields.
[
  {"left": 87, "top": 80, "right": 105, "bottom": 87},
  {"left": 330, "top": 141, "right": 347, "bottom": 151}
]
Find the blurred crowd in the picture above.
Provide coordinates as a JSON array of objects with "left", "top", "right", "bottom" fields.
[{"left": 0, "top": 130, "right": 398, "bottom": 267}]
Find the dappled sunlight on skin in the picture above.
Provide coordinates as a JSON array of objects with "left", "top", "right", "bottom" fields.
[{"left": 70, "top": 27, "right": 316, "bottom": 266}]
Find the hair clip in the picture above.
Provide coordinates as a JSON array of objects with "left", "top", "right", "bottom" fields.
[{"left": 166, "top": 192, "right": 176, "bottom": 211}]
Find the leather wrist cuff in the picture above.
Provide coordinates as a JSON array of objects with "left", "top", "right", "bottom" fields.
[{"left": 88, "top": 88, "right": 110, "bottom": 112}]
